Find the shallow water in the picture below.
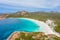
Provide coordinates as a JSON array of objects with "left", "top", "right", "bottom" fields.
[{"left": 0, "top": 18, "right": 40, "bottom": 40}]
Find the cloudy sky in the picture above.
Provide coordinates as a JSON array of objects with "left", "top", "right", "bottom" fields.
[{"left": 0, "top": 0, "right": 60, "bottom": 13}]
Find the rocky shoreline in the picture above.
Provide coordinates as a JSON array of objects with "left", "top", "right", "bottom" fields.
[
  {"left": 0, "top": 14, "right": 9, "bottom": 20},
  {"left": 7, "top": 31, "right": 20, "bottom": 40}
]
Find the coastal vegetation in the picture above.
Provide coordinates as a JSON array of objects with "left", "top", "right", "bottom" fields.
[{"left": 14, "top": 32, "right": 60, "bottom": 40}]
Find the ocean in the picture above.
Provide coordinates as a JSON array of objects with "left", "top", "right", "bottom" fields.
[{"left": 0, "top": 18, "right": 39, "bottom": 40}]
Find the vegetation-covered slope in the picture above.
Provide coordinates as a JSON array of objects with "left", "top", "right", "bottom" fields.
[{"left": 15, "top": 32, "right": 60, "bottom": 40}]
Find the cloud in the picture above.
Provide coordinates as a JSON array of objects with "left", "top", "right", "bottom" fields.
[{"left": 0, "top": 0, "right": 60, "bottom": 9}]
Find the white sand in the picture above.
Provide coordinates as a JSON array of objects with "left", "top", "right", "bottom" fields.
[{"left": 20, "top": 18, "right": 60, "bottom": 37}]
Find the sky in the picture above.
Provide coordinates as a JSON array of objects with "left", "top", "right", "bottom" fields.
[{"left": 0, "top": 0, "right": 60, "bottom": 13}]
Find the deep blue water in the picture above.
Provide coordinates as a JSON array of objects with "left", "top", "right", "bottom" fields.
[{"left": 0, "top": 18, "right": 39, "bottom": 40}]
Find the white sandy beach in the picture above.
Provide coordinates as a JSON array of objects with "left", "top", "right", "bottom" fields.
[{"left": 20, "top": 18, "right": 60, "bottom": 37}]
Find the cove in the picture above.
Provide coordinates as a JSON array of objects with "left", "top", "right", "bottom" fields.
[{"left": 0, "top": 18, "right": 40, "bottom": 40}]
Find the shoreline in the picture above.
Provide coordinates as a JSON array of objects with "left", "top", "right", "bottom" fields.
[
  {"left": 20, "top": 18, "right": 60, "bottom": 37},
  {"left": 7, "top": 18, "right": 60, "bottom": 40},
  {"left": 7, "top": 31, "right": 20, "bottom": 40}
]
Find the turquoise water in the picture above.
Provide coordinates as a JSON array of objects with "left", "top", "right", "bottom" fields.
[{"left": 0, "top": 18, "right": 39, "bottom": 40}]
